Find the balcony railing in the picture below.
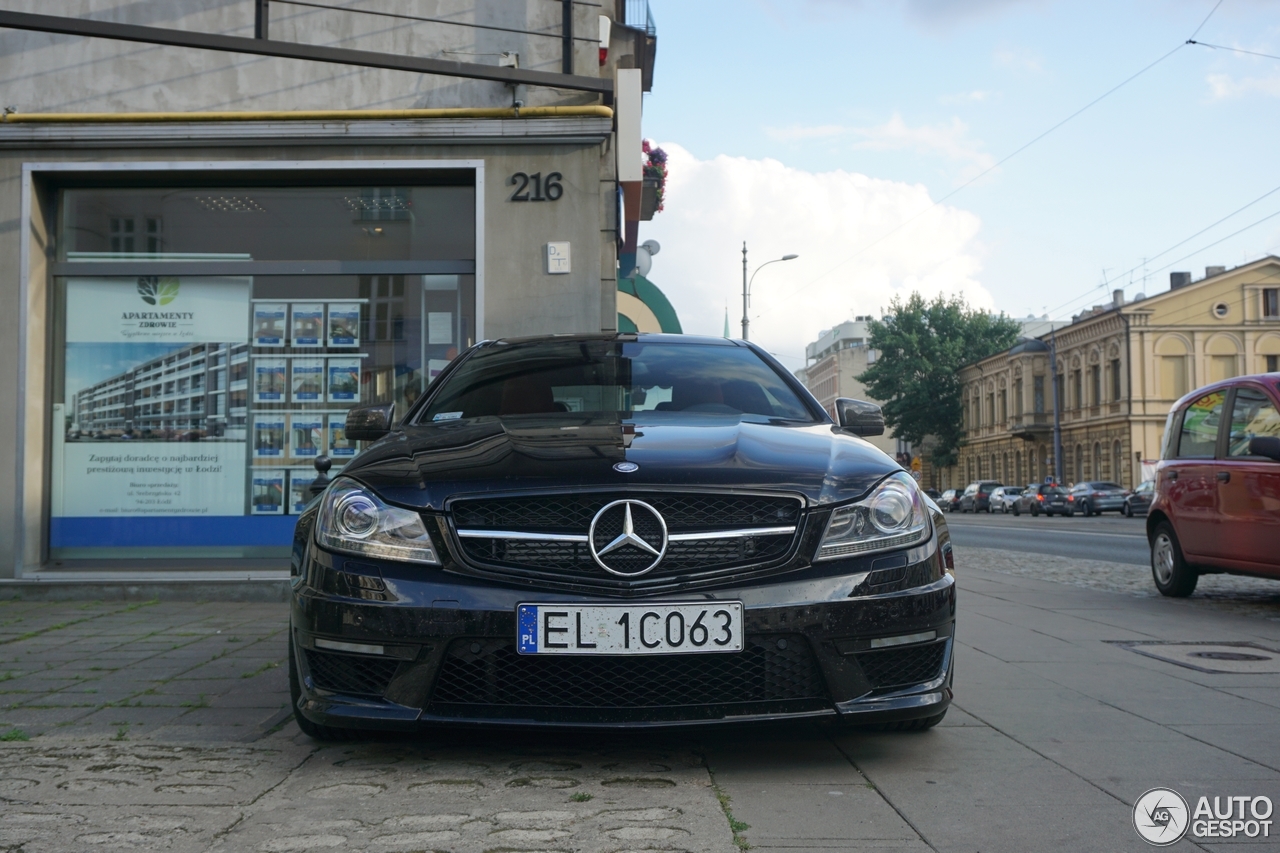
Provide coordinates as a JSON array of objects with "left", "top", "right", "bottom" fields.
[{"left": 621, "top": 0, "right": 656, "bottom": 36}]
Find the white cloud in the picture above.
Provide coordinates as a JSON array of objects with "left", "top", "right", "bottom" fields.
[
  {"left": 639, "top": 144, "right": 992, "bottom": 368},
  {"left": 763, "top": 123, "right": 849, "bottom": 142},
  {"left": 764, "top": 114, "right": 995, "bottom": 182},
  {"left": 1207, "top": 72, "right": 1280, "bottom": 99},
  {"left": 939, "top": 89, "right": 993, "bottom": 104},
  {"left": 993, "top": 47, "right": 1043, "bottom": 73},
  {"left": 850, "top": 113, "right": 996, "bottom": 180}
]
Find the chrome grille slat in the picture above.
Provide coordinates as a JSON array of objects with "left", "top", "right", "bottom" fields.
[{"left": 449, "top": 492, "right": 805, "bottom": 587}]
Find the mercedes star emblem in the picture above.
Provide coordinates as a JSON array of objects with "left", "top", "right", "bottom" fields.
[
  {"left": 588, "top": 499, "right": 668, "bottom": 576},
  {"left": 613, "top": 461, "right": 639, "bottom": 473}
]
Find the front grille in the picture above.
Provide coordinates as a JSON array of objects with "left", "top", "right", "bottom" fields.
[
  {"left": 304, "top": 648, "right": 400, "bottom": 697},
  {"left": 453, "top": 493, "right": 801, "bottom": 532},
  {"left": 451, "top": 492, "right": 804, "bottom": 588},
  {"left": 854, "top": 641, "right": 946, "bottom": 689},
  {"left": 427, "top": 634, "right": 828, "bottom": 722}
]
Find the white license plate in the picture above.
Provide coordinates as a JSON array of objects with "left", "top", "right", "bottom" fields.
[{"left": 516, "top": 602, "right": 744, "bottom": 655}]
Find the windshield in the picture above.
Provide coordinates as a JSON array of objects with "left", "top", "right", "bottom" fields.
[{"left": 416, "top": 340, "right": 816, "bottom": 423}]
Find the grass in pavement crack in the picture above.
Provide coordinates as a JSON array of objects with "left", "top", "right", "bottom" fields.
[
  {"left": 707, "top": 768, "right": 750, "bottom": 850},
  {"left": 1, "top": 727, "right": 30, "bottom": 741},
  {"left": 241, "top": 661, "right": 281, "bottom": 679}
]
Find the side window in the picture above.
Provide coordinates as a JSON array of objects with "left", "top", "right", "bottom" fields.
[
  {"left": 1175, "top": 391, "right": 1226, "bottom": 459},
  {"left": 1227, "top": 388, "right": 1280, "bottom": 457}
]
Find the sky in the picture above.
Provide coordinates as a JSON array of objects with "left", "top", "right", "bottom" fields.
[{"left": 636, "top": 0, "right": 1280, "bottom": 369}]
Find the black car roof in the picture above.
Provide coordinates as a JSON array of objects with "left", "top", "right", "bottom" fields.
[{"left": 487, "top": 333, "right": 740, "bottom": 347}]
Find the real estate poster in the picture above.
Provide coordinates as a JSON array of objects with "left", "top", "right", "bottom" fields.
[
  {"left": 54, "top": 277, "right": 251, "bottom": 524},
  {"left": 290, "top": 415, "right": 323, "bottom": 459},
  {"left": 327, "top": 416, "right": 357, "bottom": 458},
  {"left": 253, "top": 416, "right": 286, "bottom": 459},
  {"left": 291, "top": 358, "right": 324, "bottom": 402},
  {"left": 251, "top": 469, "right": 286, "bottom": 515},
  {"left": 288, "top": 469, "right": 316, "bottom": 514},
  {"left": 253, "top": 303, "right": 286, "bottom": 347},
  {"left": 327, "top": 303, "right": 360, "bottom": 347},
  {"left": 291, "top": 303, "right": 324, "bottom": 347},
  {"left": 327, "top": 358, "right": 361, "bottom": 403},
  {"left": 253, "top": 358, "right": 287, "bottom": 403}
]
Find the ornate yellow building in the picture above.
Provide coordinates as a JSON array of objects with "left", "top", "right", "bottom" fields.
[{"left": 940, "top": 257, "right": 1280, "bottom": 491}]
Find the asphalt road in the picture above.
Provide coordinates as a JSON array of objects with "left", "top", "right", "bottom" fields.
[{"left": 942, "top": 506, "right": 1151, "bottom": 565}]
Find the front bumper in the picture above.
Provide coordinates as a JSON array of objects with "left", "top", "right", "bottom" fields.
[{"left": 290, "top": 539, "right": 956, "bottom": 730}]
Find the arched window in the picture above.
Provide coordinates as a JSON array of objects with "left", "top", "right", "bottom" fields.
[
  {"left": 1093, "top": 442, "right": 1103, "bottom": 479},
  {"left": 1074, "top": 444, "right": 1084, "bottom": 483},
  {"left": 991, "top": 454, "right": 998, "bottom": 481},
  {"left": 1113, "top": 440, "right": 1124, "bottom": 486},
  {"left": 1015, "top": 451, "right": 1023, "bottom": 484}
]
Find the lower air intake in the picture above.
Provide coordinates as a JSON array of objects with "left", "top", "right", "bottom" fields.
[
  {"left": 854, "top": 641, "right": 947, "bottom": 689},
  {"left": 427, "top": 635, "right": 828, "bottom": 722},
  {"left": 304, "top": 648, "right": 400, "bottom": 697}
]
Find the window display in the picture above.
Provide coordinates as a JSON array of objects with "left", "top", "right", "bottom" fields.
[{"left": 50, "top": 181, "right": 476, "bottom": 560}]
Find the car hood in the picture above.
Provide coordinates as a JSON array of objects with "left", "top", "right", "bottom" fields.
[{"left": 342, "top": 414, "right": 900, "bottom": 511}]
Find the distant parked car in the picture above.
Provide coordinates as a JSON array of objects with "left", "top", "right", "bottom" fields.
[
  {"left": 958, "top": 480, "right": 1003, "bottom": 513},
  {"left": 923, "top": 488, "right": 941, "bottom": 501},
  {"left": 990, "top": 486, "right": 1024, "bottom": 513},
  {"left": 1123, "top": 480, "right": 1154, "bottom": 517},
  {"left": 1011, "top": 483, "right": 1073, "bottom": 517},
  {"left": 938, "top": 489, "right": 960, "bottom": 512},
  {"left": 1148, "top": 374, "right": 1280, "bottom": 597},
  {"left": 1069, "top": 481, "right": 1128, "bottom": 516}
]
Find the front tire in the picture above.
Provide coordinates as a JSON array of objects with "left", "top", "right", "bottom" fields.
[
  {"left": 1031, "top": 504, "right": 1040, "bottom": 517},
  {"left": 1012, "top": 504, "right": 1020, "bottom": 516},
  {"left": 289, "top": 632, "right": 357, "bottom": 741},
  {"left": 1123, "top": 503, "right": 1132, "bottom": 517},
  {"left": 1079, "top": 501, "right": 1091, "bottom": 517},
  {"left": 1151, "top": 521, "right": 1198, "bottom": 597}
]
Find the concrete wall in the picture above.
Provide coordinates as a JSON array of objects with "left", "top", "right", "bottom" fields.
[{"left": 0, "top": 0, "right": 606, "bottom": 111}]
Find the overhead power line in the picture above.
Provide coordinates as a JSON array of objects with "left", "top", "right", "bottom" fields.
[
  {"left": 789, "top": 42, "right": 1188, "bottom": 298},
  {"left": 1187, "top": 40, "right": 1280, "bottom": 62},
  {"left": 1044, "top": 181, "right": 1280, "bottom": 318},
  {"left": 787, "top": 0, "right": 1226, "bottom": 301}
]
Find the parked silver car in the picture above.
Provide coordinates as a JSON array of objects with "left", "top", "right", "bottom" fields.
[
  {"left": 1069, "top": 481, "right": 1128, "bottom": 516},
  {"left": 990, "top": 486, "right": 1024, "bottom": 513}
]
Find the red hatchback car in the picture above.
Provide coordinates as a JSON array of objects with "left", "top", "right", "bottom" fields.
[{"left": 1147, "top": 373, "right": 1280, "bottom": 596}]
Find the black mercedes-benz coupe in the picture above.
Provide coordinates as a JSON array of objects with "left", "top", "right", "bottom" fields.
[{"left": 288, "top": 334, "right": 956, "bottom": 736}]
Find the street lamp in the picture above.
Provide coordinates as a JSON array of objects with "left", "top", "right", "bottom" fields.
[{"left": 741, "top": 242, "right": 798, "bottom": 341}]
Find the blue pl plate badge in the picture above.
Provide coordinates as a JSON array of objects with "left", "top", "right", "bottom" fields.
[{"left": 517, "top": 605, "right": 539, "bottom": 654}]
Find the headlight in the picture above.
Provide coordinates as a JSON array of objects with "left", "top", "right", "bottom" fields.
[
  {"left": 815, "top": 472, "right": 930, "bottom": 561},
  {"left": 316, "top": 478, "right": 440, "bottom": 565}
]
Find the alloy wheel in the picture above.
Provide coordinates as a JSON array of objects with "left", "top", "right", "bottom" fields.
[{"left": 1152, "top": 533, "right": 1175, "bottom": 585}]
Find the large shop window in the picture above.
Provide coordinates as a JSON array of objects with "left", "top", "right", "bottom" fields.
[{"left": 50, "top": 181, "right": 475, "bottom": 560}]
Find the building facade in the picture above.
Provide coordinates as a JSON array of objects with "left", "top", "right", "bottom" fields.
[
  {"left": 0, "top": 1, "right": 661, "bottom": 576},
  {"left": 942, "top": 258, "right": 1280, "bottom": 491},
  {"left": 798, "top": 319, "right": 898, "bottom": 457}
]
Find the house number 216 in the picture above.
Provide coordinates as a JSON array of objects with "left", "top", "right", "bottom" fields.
[{"left": 509, "top": 172, "right": 563, "bottom": 202}]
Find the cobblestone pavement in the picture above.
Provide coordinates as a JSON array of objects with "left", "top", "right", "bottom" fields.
[
  {"left": 960, "top": 545, "right": 1280, "bottom": 621},
  {"left": 0, "top": 598, "right": 737, "bottom": 852}
]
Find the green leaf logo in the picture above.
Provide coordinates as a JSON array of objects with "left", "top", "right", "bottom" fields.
[
  {"left": 137, "top": 277, "right": 180, "bottom": 306},
  {"left": 156, "top": 277, "right": 179, "bottom": 305}
]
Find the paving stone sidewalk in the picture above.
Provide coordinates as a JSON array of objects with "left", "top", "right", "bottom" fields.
[{"left": 965, "top": 545, "right": 1280, "bottom": 621}]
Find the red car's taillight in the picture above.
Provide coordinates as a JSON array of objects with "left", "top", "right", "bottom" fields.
[{"left": 1037, "top": 495, "right": 1044, "bottom": 502}]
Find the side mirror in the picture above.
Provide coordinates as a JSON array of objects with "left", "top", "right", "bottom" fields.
[
  {"left": 1249, "top": 435, "right": 1280, "bottom": 461},
  {"left": 345, "top": 403, "right": 395, "bottom": 442},
  {"left": 835, "top": 397, "right": 885, "bottom": 437}
]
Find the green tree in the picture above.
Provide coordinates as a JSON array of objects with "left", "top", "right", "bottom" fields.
[{"left": 857, "top": 293, "right": 1021, "bottom": 469}]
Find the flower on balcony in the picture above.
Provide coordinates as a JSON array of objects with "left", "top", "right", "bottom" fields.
[{"left": 642, "top": 138, "right": 667, "bottom": 213}]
